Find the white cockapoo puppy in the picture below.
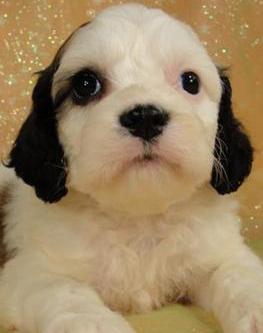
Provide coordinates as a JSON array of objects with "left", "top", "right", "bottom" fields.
[{"left": 0, "top": 4, "right": 262, "bottom": 333}]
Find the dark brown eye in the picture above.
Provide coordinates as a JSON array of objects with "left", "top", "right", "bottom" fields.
[
  {"left": 181, "top": 71, "right": 200, "bottom": 95},
  {"left": 72, "top": 70, "right": 102, "bottom": 104}
]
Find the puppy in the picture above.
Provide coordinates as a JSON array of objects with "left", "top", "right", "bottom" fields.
[{"left": 0, "top": 4, "right": 262, "bottom": 333}]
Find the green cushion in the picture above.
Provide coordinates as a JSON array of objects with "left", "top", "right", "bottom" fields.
[
  {"left": 128, "top": 305, "right": 222, "bottom": 333},
  {"left": 0, "top": 240, "right": 262, "bottom": 333}
]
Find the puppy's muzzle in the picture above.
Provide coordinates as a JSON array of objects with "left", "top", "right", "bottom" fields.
[{"left": 119, "top": 105, "right": 169, "bottom": 142}]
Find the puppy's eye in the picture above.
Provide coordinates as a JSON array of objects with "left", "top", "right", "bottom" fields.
[
  {"left": 181, "top": 72, "right": 200, "bottom": 95},
  {"left": 72, "top": 70, "right": 102, "bottom": 103}
]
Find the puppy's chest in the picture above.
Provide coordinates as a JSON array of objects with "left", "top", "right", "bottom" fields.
[{"left": 75, "top": 221, "right": 187, "bottom": 313}]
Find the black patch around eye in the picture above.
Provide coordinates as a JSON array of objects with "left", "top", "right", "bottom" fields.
[
  {"left": 7, "top": 20, "right": 95, "bottom": 204},
  {"left": 181, "top": 72, "right": 200, "bottom": 95},
  {"left": 53, "top": 85, "right": 72, "bottom": 110},
  {"left": 71, "top": 69, "right": 103, "bottom": 105}
]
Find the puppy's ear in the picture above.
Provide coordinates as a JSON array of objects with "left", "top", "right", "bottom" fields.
[
  {"left": 7, "top": 63, "right": 68, "bottom": 203},
  {"left": 211, "top": 74, "right": 253, "bottom": 194}
]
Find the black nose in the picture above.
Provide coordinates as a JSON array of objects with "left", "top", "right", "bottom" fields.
[{"left": 119, "top": 105, "right": 169, "bottom": 141}]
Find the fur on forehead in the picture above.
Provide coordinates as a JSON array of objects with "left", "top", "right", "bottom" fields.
[{"left": 53, "top": 4, "right": 221, "bottom": 102}]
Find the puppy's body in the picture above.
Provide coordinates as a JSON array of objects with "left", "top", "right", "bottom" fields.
[
  {"left": 0, "top": 4, "right": 263, "bottom": 333},
  {"left": 0, "top": 172, "right": 253, "bottom": 329},
  {"left": 0, "top": 174, "right": 238, "bottom": 312}
]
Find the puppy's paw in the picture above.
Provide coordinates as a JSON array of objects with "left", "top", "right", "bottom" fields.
[
  {"left": 244, "top": 310, "right": 263, "bottom": 333},
  {"left": 43, "top": 312, "right": 135, "bottom": 333},
  {"left": 231, "top": 306, "right": 263, "bottom": 333}
]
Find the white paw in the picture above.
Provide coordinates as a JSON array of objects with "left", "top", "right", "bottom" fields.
[
  {"left": 231, "top": 305, "right": 263, "bottom": 333},
  {"left": 42, "top": 312, "right": 135, "bottom": 333}
]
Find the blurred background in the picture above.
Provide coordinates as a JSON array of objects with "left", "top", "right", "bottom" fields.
[{"left": 0, "top": 0, "right": 262, "bottom": 239}]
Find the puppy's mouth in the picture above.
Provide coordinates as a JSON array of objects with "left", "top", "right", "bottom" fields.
[
  {"left": 132, "top": 153, "right": 159, "bottom": 165},
  {"left": 128, "top": 143, "right": 173, "bottom": 169},
  {"left": 132, "top": 143, "right": 159, "bottom": 164}
]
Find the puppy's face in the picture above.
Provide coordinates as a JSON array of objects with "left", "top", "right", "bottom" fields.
[{"left": 8, "top": 4, "right": 253, "bottom": 215}]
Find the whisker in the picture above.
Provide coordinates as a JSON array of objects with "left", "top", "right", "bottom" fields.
[{"left": 213, "top": 137, "right": 230, "bottom": 189}]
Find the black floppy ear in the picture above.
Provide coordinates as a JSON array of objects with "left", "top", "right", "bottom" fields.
[
  {"left": 211, "top": 74, "right": 253, "bottom": 194},
  {"left": 7, "top": 64, "right": 68, "bottom": 203}
]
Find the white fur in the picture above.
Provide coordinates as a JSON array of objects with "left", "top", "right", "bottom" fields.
[{"left": 0, "top": 4, "right": 263, "bottom": 333}]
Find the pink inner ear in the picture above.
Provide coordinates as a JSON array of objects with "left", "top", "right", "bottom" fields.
[{"left": 164, "top": 64, "right": 180, "bottom": 89}]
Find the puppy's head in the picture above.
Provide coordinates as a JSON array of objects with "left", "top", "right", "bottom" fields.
[{"left": 8, "top": 4, "right": 253, "bottom": 215}]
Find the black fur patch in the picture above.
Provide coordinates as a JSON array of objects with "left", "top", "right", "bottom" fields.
[
  {"left": 7, "top": 23, "right": 92, "bottom": 203},
  {"left": 8, "top": 64, "right": 68, "bottom": 203},
  {"left": 211, "top": 74, "right": 253, "bottom": 194},
  {"left": 7, "top": 34, "right": 72, "bottom": 203}
]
